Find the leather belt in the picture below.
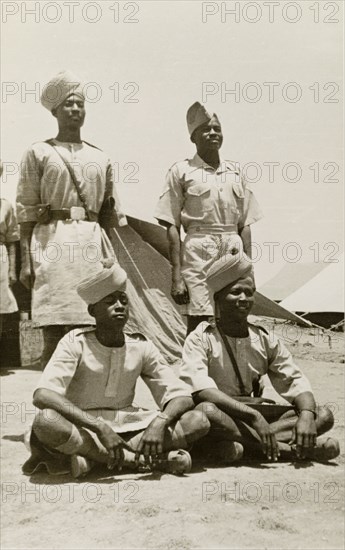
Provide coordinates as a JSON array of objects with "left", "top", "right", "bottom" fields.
[
  {"left": 187, "top": 225, "right": 237, "bottom": 235},
  {"left": 50, "top": 208, "right": 98, "bottom": 222}
]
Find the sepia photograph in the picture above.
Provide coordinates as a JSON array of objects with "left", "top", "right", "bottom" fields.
[{"left": 1, "top": 1, "right": 344, "bottom": 548}]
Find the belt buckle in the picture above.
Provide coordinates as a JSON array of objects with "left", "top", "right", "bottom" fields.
[{"left": 70, "top": 206, "right": 86, "bottom": 221}]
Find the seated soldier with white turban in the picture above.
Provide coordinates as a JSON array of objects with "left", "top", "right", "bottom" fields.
[
  {"left": 180, "top": 251, "right": 340, "bottom": 464},
  {"left": 23, "top": 262, "right": 209, "bottom": 478},
  {"left": 16, "top": 70, "right": 127, "bottom": 368},
  {"left": 155, "top": 101, "right": 262, "bottom": 335}
]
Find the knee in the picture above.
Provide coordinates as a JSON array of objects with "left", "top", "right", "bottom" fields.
[
  {"left": 32, "top": 408, "right": 64, "bottom": 443},
  {"left": 317, "top": 406, "right": 334, "bottom": 434},
  {"left": 183, "top": 409, "right": 211, "bottom": 437},
  {"left": 195, "top": 401, "right": 223, "bottom": 423}
]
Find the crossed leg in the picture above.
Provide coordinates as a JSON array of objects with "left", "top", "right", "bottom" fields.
[
  {"left": 31, "top": 408, "right": 210, "bottom": 469},
  {"left": 194, "top": 402, "right": 335, "bottom": 460}
]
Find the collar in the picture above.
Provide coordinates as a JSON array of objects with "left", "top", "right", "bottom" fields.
[{"left": 189, "top": 153, "right": 240, "bottom": 175}]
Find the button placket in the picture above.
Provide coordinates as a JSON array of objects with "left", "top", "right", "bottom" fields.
[
  {"left": 236, "top": 339, "right": 251, "bottom": 391},
  {"left": 104, "top": 347, "right": 125, "bottom": 397}
]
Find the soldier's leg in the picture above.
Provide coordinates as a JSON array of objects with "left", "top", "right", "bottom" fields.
[{"left": 32, "top": 408, "right": 109, "bottom": 463}]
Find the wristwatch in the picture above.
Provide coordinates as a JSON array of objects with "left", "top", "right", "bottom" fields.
[{"left": 299, "top": 408, "right": 317, "bottom": 419}]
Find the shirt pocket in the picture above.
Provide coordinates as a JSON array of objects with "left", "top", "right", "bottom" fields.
[
  {"left": 230, "top": 183, "right": 245, "bottom": 224},
  {"left": 185, "top": 184, "right": 213, "bottom": 216}
]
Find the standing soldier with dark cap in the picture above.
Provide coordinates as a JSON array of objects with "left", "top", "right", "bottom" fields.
[
  {"left": 16, "top": 70, "right": 127, "bottom": 367},
  {"left": 155, "top": 102, "right": 263, "bottom": 334}
]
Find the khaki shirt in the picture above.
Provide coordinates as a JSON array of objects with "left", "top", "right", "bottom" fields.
[
  {"left": 155, "top": 154, "right": 263, "bottom": 232},
  {"left": 36, "top": 328, "right": 191, "bottom": 412},
  {"left": 180, "top": 322, "right": 312, "bottom": 404},
  {"left": 16, "top": 140, "right": 127, "bottom": 226},
  {"left": 16, "top": 140, "right": 127, "bottom": 325}
]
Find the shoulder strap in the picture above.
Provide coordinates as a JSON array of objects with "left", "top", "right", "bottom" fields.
[
  {"left": 217, "top": 323, "right": 247, "bottom": 395},
  {"left": 82, "top": 140, "right": 102, "bottom": 151},
  {"left": 45, "top": 139, "right": 90, "bottom": 220}
]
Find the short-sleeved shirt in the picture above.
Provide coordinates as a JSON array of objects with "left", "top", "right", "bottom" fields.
[
  {"left": 180, "top": 322, "right": 312, "bottom": 404},
  {"left": 155, "top": 154, "right": 262, "bottom": 232},
  {"left": 16, "top": 139, "right": 127, "bottom": 226},
  {"left": 16, "top": 140, "right": 127, "bottom": 325},
  {"left": 35, "top": 328, "right": 191, "bottom": 431}
]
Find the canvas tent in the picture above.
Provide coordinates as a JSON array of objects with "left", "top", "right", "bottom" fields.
[
  {"left": 258, "top": 261, "right": 328, "bottom": 302},
  {"left": 280, "top": 255, "right": 344, "bottom": 328}
]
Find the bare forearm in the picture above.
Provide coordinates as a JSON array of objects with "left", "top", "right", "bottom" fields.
[
  {"left": 33, "top": 389, "right": 104, "bottom": 434},
  {"left": 293, "top": 392, "right": 316, "bottom": 414},
  {"left": 194, "top": 388, "right": 258, "bottom": 424},
  {"left": 6, "top": 242, "right": 17, "bottom": 272},
  {"left": 167, "top": 224, "right": 182, "bottom": 281},
  {"left": 239, "top": 225, "right": 252, "bottom": 258},
  {"left": 19, "top": 222, "right": 35, "bottom": 262},
  {"left": 162, "top": 396, "right": 194, "bottom": 425}
]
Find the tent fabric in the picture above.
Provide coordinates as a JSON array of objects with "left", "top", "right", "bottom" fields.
[
  {"left": 280, "top": 255, "right": 344, "bottom": 314},
  {"left": 126, "top": 215, "right": 170, "bottom": 260},
  {"left": 251, "top": 292, "right": 311, "bottom": 326},
  {"left": 110, "top": 226, "right": 186, "bottom": 366},
  {"left": 258, "top": 262, "right": 328, "bottom": 302}
]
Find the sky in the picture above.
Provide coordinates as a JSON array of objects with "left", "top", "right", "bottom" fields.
[{"left": 1, "top": 0, "right": 343, "bottom": 286}]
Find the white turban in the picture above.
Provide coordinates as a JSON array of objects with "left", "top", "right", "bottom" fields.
[
  {"left": 207, "top": 251, "right": 253, "bottom": 296},
  {"left": 41, "top": 70, "right": 85, "bottom": 112},
  {"left": 186, "top": 101, "right": 216, "bottom": 136},
  {"left": 77, "top": 262, "right": 127, "bottom": 305}
]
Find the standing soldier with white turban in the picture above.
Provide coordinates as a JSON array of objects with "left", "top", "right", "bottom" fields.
[
  {"left": 155, "top": 102, "right": 263, "bottom": 334},
  {"left": 16, "top": 71, "right": 127, "bottom": 367}
]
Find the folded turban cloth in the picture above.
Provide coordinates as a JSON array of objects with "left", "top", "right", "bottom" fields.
[
  {"left": 41, "top": 70, "right": 85, "bottom": 112},
  {"left": 77, "top": 262, "right": 127, "bottom": 305},
  {"left": 207, "top": 251, "right": 254, "bottom": 295},
  {"left": 186, "top": 101, "right": 216, "bottom": 136}
]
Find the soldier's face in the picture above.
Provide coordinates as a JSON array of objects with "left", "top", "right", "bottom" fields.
[
  {"left": 192, "top": 116, "right": 223, "bottom": 155},
  {"left": 53, "top": 94, "right": 86, "bottom": 129},
  {"left": 217, "top": 276, "right": 255, "bottom": 321},
  {"left": 90, "top": 291, "right": 129, "bottom": 325}
]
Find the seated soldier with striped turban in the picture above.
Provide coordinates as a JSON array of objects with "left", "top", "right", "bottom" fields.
[{"left": 180, "top": 251, "right": 340, "bottom": 464}]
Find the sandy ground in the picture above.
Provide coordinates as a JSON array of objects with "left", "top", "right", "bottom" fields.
[{"left": 1, "top": 325, "right": 344, "bottom": 550}]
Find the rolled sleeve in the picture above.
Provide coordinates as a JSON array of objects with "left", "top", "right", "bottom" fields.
[
  {"left": 34, "top": 333, "right": 80, "bottom": 396},
  {"left": 16, "top": 148, "right": 42, "bottom": 223},
  {"left": 141, "top": 341, "right": 191, "bottom": 409},
  {"left": 238, "top": 177, "right": 263, "bottom": 229},
  {"left": 267, "top": 338, "right": 313, "bottom": 404},
  {"left": 154, "top": 165, "right": 184, "bottom": 228},
  {"left": 180, "top": 328, "right": 218, "bottom": 393}
]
